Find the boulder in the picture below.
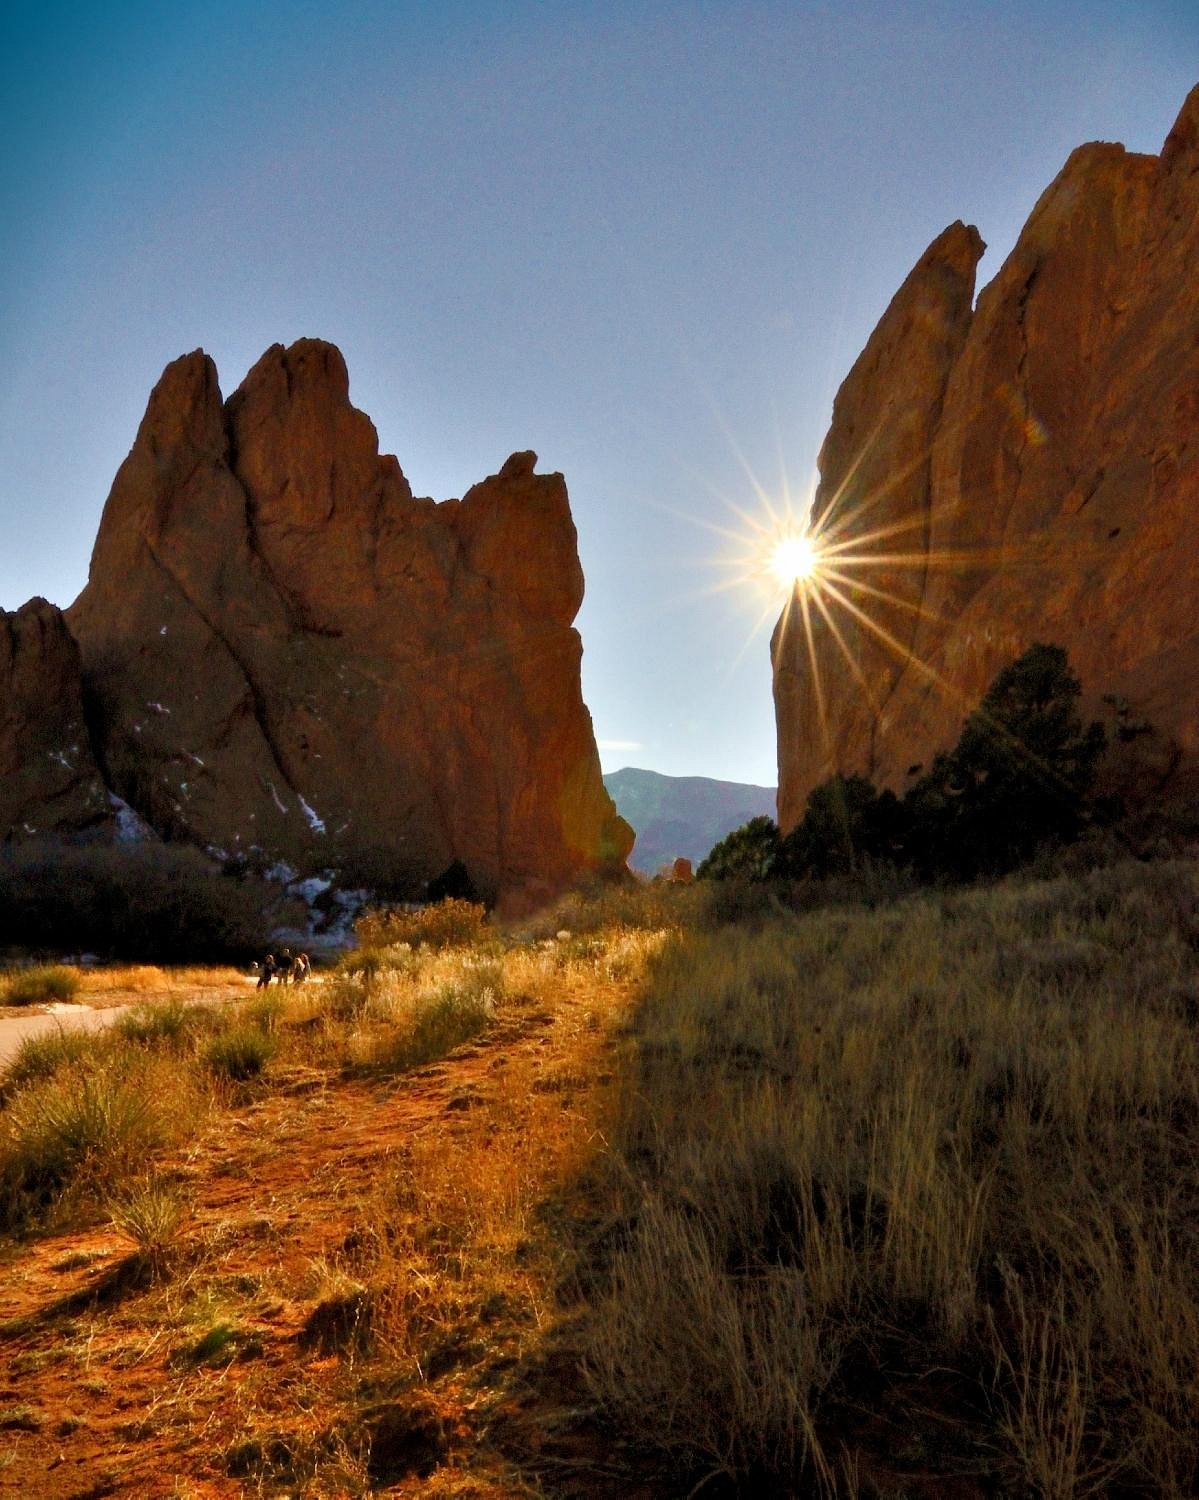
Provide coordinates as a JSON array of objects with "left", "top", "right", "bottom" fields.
[
  {"left": 774, "top": 85, "right": 1199, "bottom": 827},
  {"left": 66, "top": 339, "right": 631, "bottom": 899}
]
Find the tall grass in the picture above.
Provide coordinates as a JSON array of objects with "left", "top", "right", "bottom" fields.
[
  {"left": 581, "top": 859, "right": 1199, "bottom": 1495},
  {"left": 0, "top": 1057, "right": 191, "bottom": 1231}
]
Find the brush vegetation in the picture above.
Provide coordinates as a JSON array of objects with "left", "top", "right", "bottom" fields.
[{"left": 581, "top": 858, "right": 1199, "bottom": 1494}]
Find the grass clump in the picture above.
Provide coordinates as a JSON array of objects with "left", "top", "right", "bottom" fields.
[
  {"left": 2, "top": 964, "right": 80, "bottom": 1006},
  {"left": 0, "top": 1061, "right": 177, "bottom": 1231},
  {"left": 108, "top": 1173, "right": 187, "bottom": 1266},
  {"left": 0, "top": 1027, "right": 98, "bottom": 1098},
  {"left": 368, "top": 964, "right": 502, "bottom": 1074},
  {"left": 115, "top": 996, "right": 203, "bottom": 1048},
  {"left": 203, "top": 1025, "right": 275, "bottom": 1081}
]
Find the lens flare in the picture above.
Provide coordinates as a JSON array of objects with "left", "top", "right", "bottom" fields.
[{"left": 770, "top": 533, "right": 818, "bottom": 585}]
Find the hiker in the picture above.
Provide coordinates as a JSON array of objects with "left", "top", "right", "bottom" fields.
[
  {"left": 278, "top": 947, "right": 293, "bottom": 984},
  {"left": 256, "top": 953, "right": 277, "bottom": 989},
  {"left": 292, "top": 953, "right": 311, "bottom": 984}
]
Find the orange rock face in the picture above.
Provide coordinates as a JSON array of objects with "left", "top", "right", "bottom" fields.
[
  {"left": 66, "top": 340, "right": 631, "bottom": 899},
  {"left": 774, "top": 86, "right": 1199, "bottom": 829},
  {"left": 0, "top": 599, "right": 110, "bottom": 838}
]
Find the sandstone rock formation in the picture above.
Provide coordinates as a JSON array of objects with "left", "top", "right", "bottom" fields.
[
  {"left": 0, "top": 599, "right": 110, "bottom": 838},
  {"left": 774, "top": 85, "right": 1199, "bottom": 829},
  {"left": 55, "top": 338, "right": 629, "bottom": 900}
]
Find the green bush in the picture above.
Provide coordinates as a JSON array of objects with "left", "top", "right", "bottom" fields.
[
  {"left": 2, "top": 965, "right": 81, "bottom": 1007},
  {"left": 700, "top": 645, "right": 1110, "bottom": 892},
  {"left": 696, "top": 816, "right": 781, "bottom": 882},
  {"left": 778, "top": 774, "right": 903, "bottom": 878}
]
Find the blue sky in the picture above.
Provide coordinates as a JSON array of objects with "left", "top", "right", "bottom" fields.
[{"left": 2, "top": 1, "right": 1196, "bottom": 785}]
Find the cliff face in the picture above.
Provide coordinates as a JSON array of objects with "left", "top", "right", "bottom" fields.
[
  {"left": 774, "top": 86, "right": 1199, "bottom": 830},
  {"left": 0, "top": 599, "right": 111, "bottom": 838},
  {"left": 62, "top": 339, "right": 630, "bottom": 899}
]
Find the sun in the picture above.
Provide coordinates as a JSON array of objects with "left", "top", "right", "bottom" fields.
[{"left": 770, "top": 532, "right": 819, "bottom": 586}]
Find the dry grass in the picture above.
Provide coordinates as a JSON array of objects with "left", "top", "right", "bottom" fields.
[
  {"left": 579, "top": 857, "right": 1199, "bottom": 1495},
  {"left": 76, "top": 964, "right": 248, "bottom": 1003},
  {"left": 5, "top": 864, "right": 1193, "bottom": 1495}
]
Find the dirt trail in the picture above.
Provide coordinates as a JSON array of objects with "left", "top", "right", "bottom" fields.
[{"left": 0, "top": 969, "right": 624, "bottom": 1498}]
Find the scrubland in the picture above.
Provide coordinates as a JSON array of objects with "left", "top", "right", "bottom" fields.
[{"left": 0, "top": 864, "right": 1195, "bottom": 1496}]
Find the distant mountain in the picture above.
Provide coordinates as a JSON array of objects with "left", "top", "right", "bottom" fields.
[{"left": 604, "top": 767, "right": 777, "bottom": 875}]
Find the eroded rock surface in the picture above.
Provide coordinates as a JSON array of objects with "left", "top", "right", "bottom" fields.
[
  {"left": 0, "top": 599, "right": 110, "bottom": 838},
  {"left": 774, "top": 86, "right": 1199, "bottom": 828},
  {"left": 64, "top": 339, "right": 630, "bottom": 899}
]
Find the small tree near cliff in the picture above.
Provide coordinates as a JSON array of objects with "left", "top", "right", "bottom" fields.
[
  {"left": 697, "top": 815, "right": 781, "bottom": 882},
  {"left": 904, "top": 642, "right": 1107, "bottom": 878}
]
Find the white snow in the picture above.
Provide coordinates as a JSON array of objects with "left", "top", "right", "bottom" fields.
[
  {"left": 264, "top": 861, "right": 299, "bottom": 885},
  {"left": 160, "top": 626, "right": 168, "bottom": 635},
  {"left": 108, "top": 792, "right": 155, "bottom": 845},
  {"left": 292, "top": 875, "right": 333, "bottom": 905},
  {"left": 49, "top": 750, "right": 71, "bottom": 769},
  {"left": 148, "top": 702, "right": 171, "bottom": 715},
  {"left": 267, "top": 781, "right": 288, "bottom": 815},
  {"left": 297, "top": 794, "right": 326, "bottom": 834}
]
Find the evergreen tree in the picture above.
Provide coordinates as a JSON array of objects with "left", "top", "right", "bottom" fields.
[
  {"left": 903, "top": 643, "right": 1105, "bottom": 878},
  {"left": 697, "top": 815, "right": 781, "bottom": 882}
]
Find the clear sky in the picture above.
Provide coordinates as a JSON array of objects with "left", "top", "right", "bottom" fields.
[{"left": 3, "top": 1, "right": 1196, "bottom": 787}]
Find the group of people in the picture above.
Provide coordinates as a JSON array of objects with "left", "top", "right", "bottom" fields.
[{"left": 255, "top": 947, "right": 311, "bottom": 988}]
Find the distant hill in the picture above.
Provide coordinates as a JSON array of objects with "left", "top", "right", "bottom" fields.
[{"left": 603, "top": 767, "right": 776, "bottom": 875}]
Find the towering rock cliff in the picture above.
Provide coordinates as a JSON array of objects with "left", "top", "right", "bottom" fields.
[
  {"left": 57, "top": 338, "right": 630, "bottom": 900},
  {"left": 774, "top": 86, "right": 1199, "bottom": 829}
]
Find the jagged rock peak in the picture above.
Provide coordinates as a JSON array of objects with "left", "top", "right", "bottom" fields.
[
  {"left": 774, "top": 87, "right": 1199, "bottom": 828},
  {"left": 57, "top": 339, "right": 631, "bottom": 900}
]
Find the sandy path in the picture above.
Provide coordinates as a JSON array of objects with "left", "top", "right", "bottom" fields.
[{"left": 0, "top": 979, "right": 263, "bottom": 1065}]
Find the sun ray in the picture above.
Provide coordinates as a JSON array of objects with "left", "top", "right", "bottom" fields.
[
  {"left": 819, "top": 563, "right": 954, "bottom": 628},
  {"left": 814, "top": 426, "right": 934, "bottom": 545},
  {"left": 796, "top": 581, "right": 833, "bottom": 767},
  {"left": 808, "top": 577, "right": 881, "bottom": 716},
  {"left": 819, "top": 511, "right": 935, "bottom": 557}
]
